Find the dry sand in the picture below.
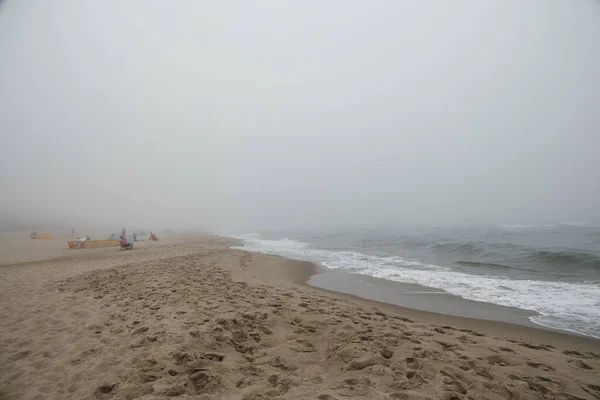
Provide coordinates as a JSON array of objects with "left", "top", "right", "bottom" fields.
[{"left": 0, "top": 233, "right": 599, "bottom": 400}]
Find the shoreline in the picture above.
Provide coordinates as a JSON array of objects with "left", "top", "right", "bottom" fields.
[
  {"left": 227, "top": 238, "right": 598, "bottom": 341},
  {"left": 1, "top": 233, "right": 599, "bottom": 399},
  {"left": 308, "top": 271, "right": 581, "bottom": 337},
  {"left": 241, "top": 250, "right": 599, "bottom": 351}
]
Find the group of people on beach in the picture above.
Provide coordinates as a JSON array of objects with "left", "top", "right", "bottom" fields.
[{"left": 119, "top": 229, "right": 159, "bottom": 248}]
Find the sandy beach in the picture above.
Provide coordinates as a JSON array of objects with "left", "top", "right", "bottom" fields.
[{"left": 1, "top": 233, "right": 599, "bottom": 400}]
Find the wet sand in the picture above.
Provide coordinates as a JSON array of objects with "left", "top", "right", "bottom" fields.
[
  {"left": 0, "top": 233, "right": 598, "bottom": 400},
  {"left": 309, "top": 271, "right": 539, "bottom": 329}
]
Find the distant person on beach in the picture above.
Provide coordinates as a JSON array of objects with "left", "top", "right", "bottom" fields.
[{"left": 150, "top": 232, "right": 159, "bottom": 241}]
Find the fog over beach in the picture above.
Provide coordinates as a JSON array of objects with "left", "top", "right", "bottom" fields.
[
  {"left": 1, "top": 1, "right": 599, "bottom": 399},
  {"left": 1, "top": 0, "right": 599, "bottom": 231}
]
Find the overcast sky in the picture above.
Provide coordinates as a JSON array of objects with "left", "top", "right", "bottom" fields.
[{"left": 1, "top": 0, "right": 599, "bottom": 231}]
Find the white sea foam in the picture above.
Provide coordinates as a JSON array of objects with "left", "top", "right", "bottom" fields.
[
  {"left": 231, "top": 234, "right": 600, "bottom": 338},
  {"left": 499, "top": 224, "right": 537, "bottom": 229},
  {"left": 559, "top": 221, "right": 593, "bottom": 227}
]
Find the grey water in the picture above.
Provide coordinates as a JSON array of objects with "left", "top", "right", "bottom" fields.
[{"left": 232, "top": 223, "right": 600, "bottom": 338}]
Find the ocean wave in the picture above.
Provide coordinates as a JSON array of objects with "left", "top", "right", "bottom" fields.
[
  {"left": 456, "top": 261, "right": 515, "bottom": 269},
  {"left": 499, "top": 222, "right": 599, "bottom": 229},
  {"left": 433, "top": 242, "right": 484, "bottom": 255},
  {"left": 526, "top": 250, "right": 600, "bottom": 269},
  {"left": 417, "top": 240, "right": 600, "bottom": 270},
  {"left": 559, "top": 221, "right": 593, "bottom": 227},
  {"left": 499, "top": 224, "right": 537, "bottom": 229},
  {"left": 428, "top": 241, "right": 519, "bottom": 259},
  {"left": 230, "top": 234, "right": 600, "bottom": 338}
]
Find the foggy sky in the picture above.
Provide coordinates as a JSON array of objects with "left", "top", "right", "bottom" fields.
[{"left": 1, "top": 1, "right": 599, "bottom": 232}]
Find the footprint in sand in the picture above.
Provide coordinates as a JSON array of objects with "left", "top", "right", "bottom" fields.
[
  {"left": 526, "top": 361, "right": 555, "bottom": 371},
  {"left": 567, "top": 359, "right": 594, "bottom": 370},
  {"left": 8, "top": 350, "right": 32, "bottom": 362},
  {"left": 317, "top": 395, "right": 338, "bottom": 400},
  {"left": 442, "top": 378, "right": 468, "bottom": 395},
  {"left": 94, "top": 383, "right": 116, "bottom": 399},
  {"left": 498, "top": 347, "right": 515, "bottom": 353},
  {"left": 405, "top": 357, "right": 422, "bottom": 369},
  {"left": 406, "top": 371, "right": 427, "bottom": 384},
  {"left": 486, "top": 354, "right": 520, "bottom": 367},
  {"left": 331, "top": 377, "right": 372, "bottom": 397}
]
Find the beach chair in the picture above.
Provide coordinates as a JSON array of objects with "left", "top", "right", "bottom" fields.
[{"left": 120, "top": 237, "right": 133, "bottom": 251}]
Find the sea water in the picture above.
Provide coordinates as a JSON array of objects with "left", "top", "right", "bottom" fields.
[{"left": 230, "top": 223, "right": 600, "bottom": 338}]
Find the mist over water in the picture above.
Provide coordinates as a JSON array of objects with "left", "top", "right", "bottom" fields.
[{"left": 231, "top": 224, "right": 600, "bottom": 338}]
